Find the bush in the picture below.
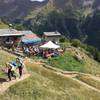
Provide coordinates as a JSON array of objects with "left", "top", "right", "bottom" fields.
[
  {"left": 15, "top": 24, "right": 25, "bottom": 30},
  {"left": 84, "top": 45, "right": 100, "bottom": 62},
  {"left": 71, "top": 39, "right": 81, "bottom": 47},
  {"left": 59, "top": 37, "right": 66, "bottom": 43},
  {"left": 71, "top": 39, "right": 100, "bottom": 62}
]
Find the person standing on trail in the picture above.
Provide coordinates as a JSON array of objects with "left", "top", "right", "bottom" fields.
[
  {"left": 7, "top": 63, "right": 16, "bottom": 81},
  {"left": 16, "top": 58, "right": 24, "bottom": 78}
]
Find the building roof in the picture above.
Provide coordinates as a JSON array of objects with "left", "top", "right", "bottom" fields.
[
  {"left": 0, "top": 29, "right": 24, "bottom": 37},
  {"left": 18, "top": 30, "right": 34, "bottom": 35},
  {"left": 44, "top": 31, "right": 61, "bottom": 36},
  {"left": 20, "top": 30, "right": 41, "bottom": 44}
]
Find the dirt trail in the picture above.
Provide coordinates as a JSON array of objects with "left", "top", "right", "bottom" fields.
[
  {"left": 26, "top": 58, "right": 100, "bottom": 93},
  {"left": 0, "top": 58, "right": 30, "bottom": 93},
  {"left": 55, "top": 68, "right": 100, "bottom": 93},
  {"left": 0, "top": 57, "right": 100, "bottom": 94},
  {"left": 0, "top": 74, "right": 30, "bottom": 93},
  {"left": 72, "top": 78, "right": 100, "bottom": 93},
  {"left": 52, "top": 68, "right": 100, "bottom": 93}
]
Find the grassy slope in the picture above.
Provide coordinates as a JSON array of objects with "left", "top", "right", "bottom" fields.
[
  {"left": 0, "top": 21, "right": 8, "bottom": 28},
  {"left": 76, "top": 74, "right": 100, "bottom": 90},
  {"left": 0, "top": 50, "right": 16, "bottom": 66},
  {"left": 48, "top": 49, "right": 100, "bottom": 75},
  {"left": 0, "top": 62, "right": 100, "bottom": 100},
  {"left": 48, "top": 52, "right": 85, "bottom": 72},
  {"left": 0, "top": 50, "right": 100, "bottom": 100},
  {"left": 0, "top": 50, "right": 16, "bottom": 78}
]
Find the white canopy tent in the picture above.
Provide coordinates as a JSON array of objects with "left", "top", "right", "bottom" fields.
[{"left": 40, "top": 41, "right": 60, "bottom": 49}]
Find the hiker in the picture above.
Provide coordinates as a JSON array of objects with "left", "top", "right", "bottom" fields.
[
  {"left": 16, "top": 58, "right": 24, "bottom": 77},
  {"left": 6, "top": 63, "right": 16, "bottom": 81}
]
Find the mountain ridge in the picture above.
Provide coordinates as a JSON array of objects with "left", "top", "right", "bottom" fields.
[{"left": 1, "top": 0, "right": 100, "bottom": 49}]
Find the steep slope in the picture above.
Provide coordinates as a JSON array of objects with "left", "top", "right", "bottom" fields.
[
  {"left": 82, "top": 9, "right": 100, "bottom": 49},
  {"left": 0, "top": 47, "right": 100, "bottom": 99},
  {"left": 0, "top": 0, "right": 48, "bottom": 20},
  {"left": 0, "top": 20, "right": 8, "bottom": 28},
  {"left": 1, "top": 0, "right": 100, "bottom": 49},
  {"left": 0, "top": 0, "right": 99, "bottom": 20},
  {"left": 23, "top": 0, "right": 100, "bottom": 49},
  {"left": 0, "top": 51, "right": 100, "bottom": 100},
  {"left": 48, "top": 47, "right": 100, "bottom": 75},
  {"left": 3, "top": 61, "right": 99, "bottom": 100}
]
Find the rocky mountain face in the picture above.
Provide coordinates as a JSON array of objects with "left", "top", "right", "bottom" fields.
[
  {"left": 0, "top": 0, "right": 99, "bottom": 20},
  {"left": 1, "top": 0, "right": 100, "bottom": 49},
  {"left": 0, "top": 0, "right": 48, "bottom": 20}
]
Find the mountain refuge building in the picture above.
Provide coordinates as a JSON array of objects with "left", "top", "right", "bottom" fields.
[
  {"left": 43, "top": 31, "right": 61, "bottom": 43},
  {"left": 0, "top": 29, "right": 41, "bottom": 49}
]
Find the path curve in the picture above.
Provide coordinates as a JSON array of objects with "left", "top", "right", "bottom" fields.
[{"left": 0, "top": 74, "right": 30, "bottom": 93}]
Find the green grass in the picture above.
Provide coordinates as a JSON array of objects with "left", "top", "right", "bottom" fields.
[
  {"left": 0, "top": 50, "right": 16, "bottom": 66},
  {"left": 0, "top": 50, "right": 100, "bottom": 100},
  {"left": 0, "top": 62, "right": 100, "bottom": 100},
  {"left": 47, "top": 51, "right": 100, "bottom": 75},
  {"left": 0, "top": 50, "right": 16, "bottom": 77},
  {"left": 76, "top": 74, "right": 100, "bottom": 90},
  {"left": 48, "top": 52, "right": 85, "bottom": 72},
  {"left": 0, "top": 21, "right": 8, "bottom": 28}
]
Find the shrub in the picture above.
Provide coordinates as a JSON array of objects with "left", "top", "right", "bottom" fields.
[
  {"left": 84, "top": 45, "right": 100, "bottom": 62},
  {"left": 71, "top": 39, "right": 81, "bottom": 47},
  {"left": 59, "top": 37, "right": 66, "bottom": 43},
  {"left": 15, "top": 24, "right": 25, "bottom": 30},
  {"left": 71, "top": 39, "right": 100, "bottom": 62}
]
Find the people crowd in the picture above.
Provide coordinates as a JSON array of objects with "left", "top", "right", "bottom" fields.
[
  {"left": 22, "top": 45, "right": 65, "bottom": 59},
  {"left": 23, "top": 46, "right": 40, "bottom": 57}
]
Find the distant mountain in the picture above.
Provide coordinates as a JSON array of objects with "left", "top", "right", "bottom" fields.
[
  {"left": 23, "top": 0, "right": 100, "bottom": 50},
  {"left": 1, "top": 0, "right": 100, "bottom": 49},
  {"left": 0, "top": 0, "right": 100, "bottom": 20},
  {"left": 0, "top": 0, "right": 48, "bottom": 20}
]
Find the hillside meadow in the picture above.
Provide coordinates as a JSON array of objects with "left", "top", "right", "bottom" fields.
[
  {"left": 0, "top": 50, "right": 99, "bottom": 100},
  {"left": 48, "top": 51, "right": 100, "bottom": 75}
]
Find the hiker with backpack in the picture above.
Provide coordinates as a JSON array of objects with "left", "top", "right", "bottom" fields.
[
  {"left": 6, "top": 57, "right": 24, "bottom": 81},
  {"left": 6, "top": 63, "right": 16, "bottom": 81}
]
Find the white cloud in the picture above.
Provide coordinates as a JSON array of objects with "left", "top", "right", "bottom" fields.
[{"left": 30, "top": 0, "right": 45, "bottom": 2}]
